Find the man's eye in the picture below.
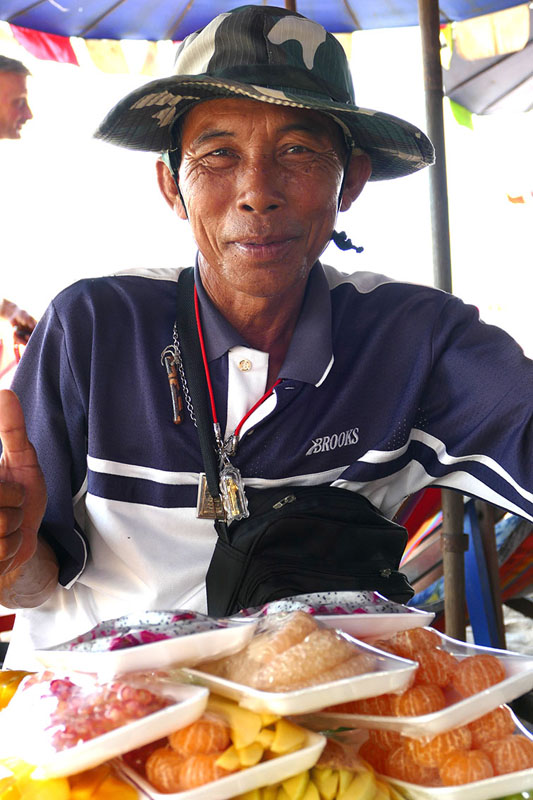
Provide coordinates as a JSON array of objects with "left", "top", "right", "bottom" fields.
[{"left": 207, "top": 148, "right": 235, "bottom": 158}]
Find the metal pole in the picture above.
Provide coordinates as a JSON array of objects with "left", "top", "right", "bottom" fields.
[
  {"left": 417, "top": 0, "right": 468, "bottom": 640},
  {"left": 417, "top": 0, "right": 453, "bottom": 293},
  {"left": 476, "top": 501, "right": 507, "bottom": 647},
  {"left": 284, "top": 0, "right": 297, "bottom": 11}
]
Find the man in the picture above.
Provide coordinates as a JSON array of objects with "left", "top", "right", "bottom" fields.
[
  {"left": 0, "top": 57, "right": 36, "bottom": 347},
  {"left": 0, "top": 5, "right": 532, "bottom": 669},
  {"left": 0, "top": 55, "right": 32, "bottom": 140}
]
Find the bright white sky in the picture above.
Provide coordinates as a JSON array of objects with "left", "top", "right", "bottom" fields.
[{"left": 1, "top": 24, "right": 532, "bottom": 353}]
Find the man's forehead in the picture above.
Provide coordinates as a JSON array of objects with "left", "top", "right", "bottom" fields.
[
  {"left": 180, "top": 97, "right": 344, "bottom": 146},
  {"left": 0, "top": 72, "right": 28, "bottom": 95}
]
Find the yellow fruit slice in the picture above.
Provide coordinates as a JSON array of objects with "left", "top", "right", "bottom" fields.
[
  {"left": 300, "top": 781, "right": 320, "bottom": 800},
  {"left": 207, "top": 696, "right": 262, "bottom": 749},
  {"left": 311, "top": 766, "right": 339, "bottom": 800},
  {"left": 338, "top": 769, "right": 354, "bottom": 795},
  {"left": 260, "top": 713, "right": 281, "bottom": 727},
  {"left": 19, "top": 778, "right": 70, "bottom": 800},
  {"left": 91, "top": 774, "right": 137, "bottom": 800},
  {"left": 233, "top": 790, "right": 262, "bottom": 800},
  {"left": 69, "top": 765, "right": 111, "bottom": 799},
  {"left": 281, "top": 771, "right": 309, "bottom": 800},
  {"left": 270, "top": 720, "right": 307, "bottom": 754},
  {"left": 237, "top": 741, "right": 264, "bottom": 768},
  {"left": 215, "top": 744, "right": 241, "bottom": 771},
  {"left": 257, "top": 728, "right": 276, "bottom": 749},
  {"left": 338, "top": 771, "right": 376, "bottom": 800}
]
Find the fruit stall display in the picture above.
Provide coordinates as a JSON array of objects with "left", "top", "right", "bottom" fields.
[{"left": 0, "top": 594, "right": 531, "bottom": 800}]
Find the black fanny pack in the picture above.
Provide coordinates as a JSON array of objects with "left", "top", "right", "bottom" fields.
[
  {"left": 206, "top": 483, "right": 413, "bottom": 616},
  {"left": 175, "top": 268, "right": 413, "bottom": 617}
]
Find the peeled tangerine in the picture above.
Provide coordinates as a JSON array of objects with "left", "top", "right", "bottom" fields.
[
  {"left": 384, "top": 744, "right": 440, "bottom": 785},
  {"left": 467, "top": 705, "right": 516, "bottom": 748},
  {"left": 414, "top": 648, "right": 458, "bottom": 687},
  {"left": 451, "top": 654, "right": 506, "bottom": 697},
  {"left": 168, "top": 715, "right": 230, "bottom": 756},
  {"left": 145, "top": 747, "right": 233, "bottom": 793},
  {"left": 482, "top": 734, "right": 533, "bottom": 775},
  {"left": 392, "top": 684, "right": 446, "bottom": 716},
  {"left": 439, "top": 749, "right": 494, "bottom": 785},
  {"left": 386, "top": 627, "right": 440, "bottom": 660},
  {"left": 407, "top": 725, "right": 472, "bottom": 767}
]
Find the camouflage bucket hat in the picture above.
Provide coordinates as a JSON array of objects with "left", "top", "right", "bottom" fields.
[{"left": 95, "top": 4, "right": 434, "bottom": 181}]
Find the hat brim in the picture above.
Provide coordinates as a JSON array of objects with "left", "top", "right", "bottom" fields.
[{"left": 94, "top": 75, "right": 434, "bottom": 181}]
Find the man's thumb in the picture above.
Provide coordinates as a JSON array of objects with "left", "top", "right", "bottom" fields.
[{"left": 0, "top": 389, "right": 36, "bottom": 465}]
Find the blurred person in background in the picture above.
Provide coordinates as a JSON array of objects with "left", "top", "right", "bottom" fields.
[
  {"left": 0, "top": 55, "right": 32, "bottom": 140},
  {"left": 0, "top": 299, "right": 36, "bottom": 345}
]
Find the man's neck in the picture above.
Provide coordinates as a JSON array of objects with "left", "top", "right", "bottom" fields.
[{"left": 198, "top": 264, "right": 309, "bottom": 387}]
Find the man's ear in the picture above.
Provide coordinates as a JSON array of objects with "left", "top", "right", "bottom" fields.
[
  {"left": 156, "top": 158, "right": 187, "bottom": 220},
  {"left": 339, "top": 153, "right": 372, "bottom": 212}
]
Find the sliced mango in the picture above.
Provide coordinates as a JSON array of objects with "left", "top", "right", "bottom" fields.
[
  {"left": 281, "top": 771, "right": 309, "bottom": 800},
  {"left": 337, "top": 769, "right": 354, "bottom": 795},
  {"left": 207, "top": 696, "right": 262, "bottom": 749},
  {"left": 18, "top": 778, "right": 70, "bottom": 800},
  {"left": 215, "top": 744, "right": 241, "bottom": 772},
  {"left": 270, "top": 720, "right": 307, "bottom": 754},
  {"left": 338, "top": 771, "right": 376, "bottom": 800},
  {"left": 311, "top": 766, "right": 339, "bottom": 800},
  {"left": 300, "top": 781, "right": 320, "bottom": 800},
  {"left": 233, "top": 790, "right": 262, "bottom": 800},
  {"left": 257, "top": 728, "right": 276, "bottom": 749},
  {"left": 237, "top": 741, "right": 264, "bottom": 768},
  {"left": 276, "top": 789, "right": 292, "bottom": 800},
  {"left": 262, "top": 785, "right": 279, "bottom": 800},
  {"left": 69, "top": 765, "right": 111, "bottom": 799},
  {"left": 0, "top": 786, "right": 22, "bottom": 800},
  {"left": 91, "top": 774, "right": 137, "bottom": 800},
  {"left": 260, "top": 712, "right": 280, "bottom": 727}
]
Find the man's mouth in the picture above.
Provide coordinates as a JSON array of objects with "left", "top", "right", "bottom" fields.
[{"left": 231, "top": 236, "right": 299, "bottom": 258}]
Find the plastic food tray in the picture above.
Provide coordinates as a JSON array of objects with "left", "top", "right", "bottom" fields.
[
  {"left": 385, "top": 715, "right": 533, "bottom": 800},
  {"left": 179, "top": 641, "right": 416, "bottom": 716},
  {"left": 297, "top": 630, "right": 533, "bottom": 739},
  {"left": 2, "top": 682, "right": 209, "bottom": 780},
  {"left": 316, "top": 607, "right": 435, "bottom": 639},
  {"left": 118, "top": 729, "right": 326, "bottom": 800},
  {"left": 34, "top": 621, "right": 258, "bottom": 678}
]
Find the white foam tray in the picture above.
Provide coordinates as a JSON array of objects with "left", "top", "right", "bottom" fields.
[
  {"left": 1, "top": 682, "right": 208, "bottom": 780},
  {"left": 118, "top": 729, "right": 326, "bottom": 800},
  {"left": 34, "top": 622, "right": 257, "bottom": 679},
  {"left": 179, "top": 639, "right": 416, "bottom": 715},
  {"left": 298, "top": 631, "right": 533, "bottom": 739}
]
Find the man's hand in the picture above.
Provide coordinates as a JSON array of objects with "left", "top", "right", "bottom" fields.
[
  {"left": 0, "top": 390, "right": 47, "bottom": 577},
  {"left": 0, "top": 299, "right": 37, "bottom": 344}
]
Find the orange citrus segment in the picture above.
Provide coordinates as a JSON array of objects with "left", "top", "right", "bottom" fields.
[{"left": 439, "top": 749, "right": 494, "bottom": 785}]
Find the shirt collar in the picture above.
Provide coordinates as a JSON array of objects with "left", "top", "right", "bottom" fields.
[{"left": 194, "top": 260, "right": 333, "bottom": 385}]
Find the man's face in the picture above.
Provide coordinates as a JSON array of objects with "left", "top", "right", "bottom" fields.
[
  {"left": 177, "top": 98, "right": 346, "bottom": 302},
  {"left": 0, "top": 73, "right": 32, "bottom": 139}
]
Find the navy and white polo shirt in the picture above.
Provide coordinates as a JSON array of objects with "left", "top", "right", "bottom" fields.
[{"left": 6, "top": 262, "right": 533, "bottom": 668}]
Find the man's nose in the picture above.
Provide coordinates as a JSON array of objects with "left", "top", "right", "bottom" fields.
[
  {"left": 237, "top": 158, "right": 285, "bottom": 214},
  {"left": 23, "top": 102, "right": 33, "bottom": 121}
]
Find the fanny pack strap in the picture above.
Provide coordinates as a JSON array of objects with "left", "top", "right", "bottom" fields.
[{"left": 175, "top": 267, "right": 230, "bottom": 542}]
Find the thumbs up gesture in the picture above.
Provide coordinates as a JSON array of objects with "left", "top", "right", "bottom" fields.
[{"left": 0, "top": 390, "right": 47, "bottom": 578}]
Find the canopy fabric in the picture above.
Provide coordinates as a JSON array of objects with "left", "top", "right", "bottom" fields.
[{"left": 0, "top": 0, "right": 526, "bottom": 40}]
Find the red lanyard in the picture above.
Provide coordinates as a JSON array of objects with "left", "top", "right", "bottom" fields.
[{"left": 194, "top": 286, "right": 281, "bottom": 440}]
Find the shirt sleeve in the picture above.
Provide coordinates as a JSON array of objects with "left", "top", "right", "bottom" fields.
[
  {"left": 10, "top": 298, "right": 90, "bottom": 587},
  {"left": 416, "top": 293, "right": 533, "bottom": 518}
]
